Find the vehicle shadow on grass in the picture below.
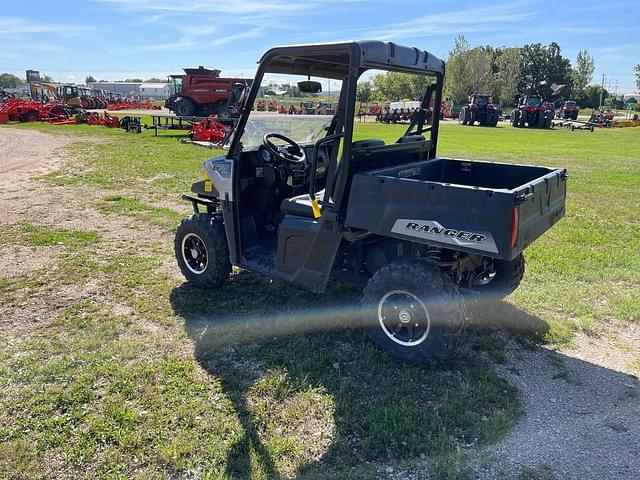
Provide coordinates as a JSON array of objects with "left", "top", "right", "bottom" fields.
[{"left": 168, "top": 272, "right": 581, "bottom": 479}]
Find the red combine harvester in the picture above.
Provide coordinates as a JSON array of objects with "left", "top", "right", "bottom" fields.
[
  {"left": 166, "top": 67, "right": 251, "bottom": 118},
  {"left": 458, "top": 94, "right": 500, "bottom": 127}
]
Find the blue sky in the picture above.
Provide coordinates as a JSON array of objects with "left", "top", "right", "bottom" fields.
[{"left": 1, "top": 0, "right": 638, "bottom": 93}]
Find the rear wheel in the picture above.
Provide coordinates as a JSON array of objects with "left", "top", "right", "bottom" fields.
[
  {"left": 175, "top": 214, "right": 231, "bottom": 289},
  {"left": 361, "top": 261, "right": 468, "bottom": 363},
  {"left": 472, "top": 254, "right": 525, "bottom": 300}
]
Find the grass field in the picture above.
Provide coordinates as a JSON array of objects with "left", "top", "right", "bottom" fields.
[{"left": 1, "top": 119, "right": 638, "bottom": 479}]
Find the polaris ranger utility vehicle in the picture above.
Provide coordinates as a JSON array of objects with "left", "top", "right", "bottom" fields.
[{"left": 175, "top": 41, "right": 567, "bottom": 362}]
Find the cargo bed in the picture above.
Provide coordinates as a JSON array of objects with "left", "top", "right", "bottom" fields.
[{"left": 345, "top": 157, "right": 567, "bottom": 260}]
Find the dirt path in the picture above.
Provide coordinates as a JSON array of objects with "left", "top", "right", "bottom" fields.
[
  {"left": 0, "top": 127, "right": 173, "bottom": 334},
  {"left": 0, "top": 127, "right": 170, "bottom": 245},
  {"left": 475, "top": 324, "right": 640, "bottom": 480},
  {"left": 0, "top": 127, "right": 73, "bottom": 191}
]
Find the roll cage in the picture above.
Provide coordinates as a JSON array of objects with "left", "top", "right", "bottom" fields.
[{"left": 229, "top": 41, "right": 445, "bottom": 217}]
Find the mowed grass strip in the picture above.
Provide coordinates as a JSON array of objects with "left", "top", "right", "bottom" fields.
[
  {"left": 0, "top": 244, "right": 519, "bottom": 479},
  {"left": 96, "top": 194, "right": 183, "bottom": 230}
]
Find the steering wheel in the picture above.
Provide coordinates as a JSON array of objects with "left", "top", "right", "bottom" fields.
[{"left": 263, "top": 133, "right": 306, "bottom": 164}]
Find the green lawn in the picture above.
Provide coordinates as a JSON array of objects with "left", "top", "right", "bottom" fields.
[{"left": 0, "top": 119, "right": 638, "bottom": 479}]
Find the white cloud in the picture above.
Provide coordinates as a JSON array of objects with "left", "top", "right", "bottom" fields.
[
  {"left": 0, "top": 16, "right": 88, "bottom": 35},
  {"left": 364, "top": 2, "right": 539, "bottom": 41},
  {"left": 210, "top": 27, "right": 264, "bottom": 47},
  {"left": 95, "top": 0, "right": 310, "bottom": 15},
  {"left": 138, "top": 40, "right": 195, "bottom": 51}
]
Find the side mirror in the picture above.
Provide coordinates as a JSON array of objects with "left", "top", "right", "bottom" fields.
[{"left": 298, "top": 80, "right": 322, "bottom": 94}]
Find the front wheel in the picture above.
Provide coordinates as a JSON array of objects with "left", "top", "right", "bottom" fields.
[
  {"left": 175, "top": 98, "right": 195, "bottom": 117},
  {"left": 510, "top": 110, "right": 519, "bottom": 127},
  {"left": 361, "top": 261, "right": 468, "bottom": 363},
  {"left": 544, "top": 110, "right": 554, "bottom": 128},
  {"left": 175, "top": 214, "right": 231, "bottom": 288},
  {"left": 459, "top": 107, "right": 470, "bottom": 125},
  {"left": 216, "top": 102, "right": 231, "bottom": 120}
]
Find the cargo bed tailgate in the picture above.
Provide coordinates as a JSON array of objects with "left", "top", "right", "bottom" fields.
[{"left": 344, "top": 158, "right": 567, "bottom": 260}]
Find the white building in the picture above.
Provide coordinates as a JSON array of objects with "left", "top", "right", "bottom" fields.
[{"left": 139, "top": 83, "right": 170, "bottom": 99}]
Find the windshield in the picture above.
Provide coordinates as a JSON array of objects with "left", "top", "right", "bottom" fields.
[
  {"left": 170, "top": 77, "right": 182, "bottom": 96},
  {"left": 240, "top": 73, "right": 339, "bottom": 149},
  {"left": 241, "top": 113, "right": 332, "bottom": 149},
  {"left": 474, "top": 96, "right": 488, "bottom": 106},
  {"left": 525, "top": 97, "right": 542, "bottom": 107}
]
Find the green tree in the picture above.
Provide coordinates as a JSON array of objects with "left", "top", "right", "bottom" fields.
[
  {"left": 444, "top": 35, "right": 471, "bottom": 104},
  {"left": 518, "top": 42, "right": 572, "bottom": 102},
  {"left": 579, "top": 85, "right": 608, "bottom": 108},
  {"left": 124, "top": 78, "right": 144, "bottom": 83},
  {"left": 371, "top": 72, "right": 426, "bottom": 101},
  {"left": 572, "top": 50, "right": 595, "bottom": 97},
  {"left": 145, "top": 77, "right": 165, "bottom": 83},
  {"left": 85, "top": 75, "right": 96, "bottom": 84},
  {"left": 493, "top": 47, "right": 522, "bottom": 107},
  {"left": 41, "top": 74, "right": 54, "bottom": 83},
  {"left": 0, "top": 73, "right": 24, "bottom": 88},
  {"left": 444, "top": 35, "right": 494, "bottom": 104},
  {"left": 356, "top": 80, "right": 373, "bottom": 103}
]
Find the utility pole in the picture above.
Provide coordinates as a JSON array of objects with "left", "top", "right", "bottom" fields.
[{"left": 599, "top": 73, "right": 606, "bottom": 109}]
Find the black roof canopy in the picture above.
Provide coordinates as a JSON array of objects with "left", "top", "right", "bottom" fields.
[{"left": 258, "top": 40, "right": 445, "bottom": 79}]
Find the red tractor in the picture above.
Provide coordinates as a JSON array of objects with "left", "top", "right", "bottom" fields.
[
  {"left": 458, "top": 94, "right": 500, "bottom": 127},
  {"left": 558, "top": 100, "right": 579, "bottom": 120},
  {"left": 166, "top": 67, "right": 251, "bottom": 119},
  {"left": 511, "top": 95, "right": 554, "bottom": 128}
]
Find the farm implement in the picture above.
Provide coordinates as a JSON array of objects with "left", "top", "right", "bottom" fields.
[
  {"left": 83, "top": 111, "right": 121, "bottom": 128},
  {"left": 188, "top": 116, "right": 232, "bottom": 144},
  {"left": 107, "top": 100, "right": 154, "bottom": 111},
  {"left": 551, "top": 118, "right": 596, "bottom": 132},
  {"left": 0, "top": 99, "right": 69, "bottom": 124}
]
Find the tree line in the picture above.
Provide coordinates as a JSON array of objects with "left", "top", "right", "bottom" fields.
[
  {"left": 358, "top": 36, "right": 626, "bottom": 109},
  {"left": 0, "top": 73, "right": 165, "bottom": 89}
]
